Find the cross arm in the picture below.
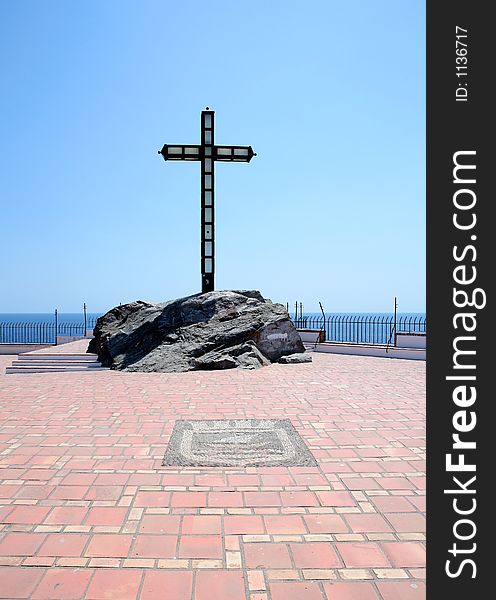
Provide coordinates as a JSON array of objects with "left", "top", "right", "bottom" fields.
[
  {"left": 159, "top": 144, "right": 202, "bottom": 161},
  {"left": 214, "top": 145, "right": 256, "bottom": 163},
  {"left": 159, "top": 143, "right": 257, "bottom": 163}
]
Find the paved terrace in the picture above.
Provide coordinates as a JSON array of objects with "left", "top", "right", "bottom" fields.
[{"left": 0, "top": 342, "right": 425, "bottom": 600}]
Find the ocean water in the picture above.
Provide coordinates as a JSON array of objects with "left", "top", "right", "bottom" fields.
[{"left": 0, "top": 311, "right": 426, "bottom": 345}]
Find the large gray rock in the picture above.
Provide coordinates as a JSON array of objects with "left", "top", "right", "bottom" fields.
[{"left": 88, "top": 290, "right": 305, "bottom": 372}]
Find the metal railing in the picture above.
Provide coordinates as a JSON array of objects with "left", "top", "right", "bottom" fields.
[
  {"left": 293, "top": 314, "right": 426, "bottom": 346},
  {"left": 0, "top": 317, "right": 99, "bottom": 345},
  {"left": 1, "top": 313, "right": 426, "bottom": 347}
]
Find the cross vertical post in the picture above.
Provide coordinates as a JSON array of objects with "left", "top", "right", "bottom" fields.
[{"left": 201, "top": 109, "right": 215, "bottom": 292}]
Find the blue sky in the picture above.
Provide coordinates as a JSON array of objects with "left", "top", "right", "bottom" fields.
[{"left": 0, "top": 1, "right": 425, "bottom": 313}]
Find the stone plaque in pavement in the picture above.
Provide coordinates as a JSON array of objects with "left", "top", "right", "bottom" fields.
[{"left": 163, "top": 419, "right": 317, "bottom": 467}]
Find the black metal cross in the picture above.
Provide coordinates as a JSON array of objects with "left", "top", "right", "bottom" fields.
[{"left": 159, "top": 108, "right": 256, "bottom": 293}]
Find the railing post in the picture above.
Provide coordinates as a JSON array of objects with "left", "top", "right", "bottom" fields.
[
  {"left": 54, "top": 309, "right": 58, "bottom": 346},
  {"left": 83, "top": 302, "right": 87, "bottom": 338},
  {"left": 393, "top": 297, "right": 398, "bottom": 346},
  {"left": 318, "top": 301, "right": 326, "bottom": 342}
]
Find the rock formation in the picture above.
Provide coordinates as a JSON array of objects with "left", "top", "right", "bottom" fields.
[{"left": 88, "top": 290, "right": 308, "bottom": 372}]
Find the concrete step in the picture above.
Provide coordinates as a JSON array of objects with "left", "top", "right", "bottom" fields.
[
  {"left": 15, "top": 360, "right": 103, "bottom": 367},
  {"left": 6, "top": 364, "right": 109, "bottom": 374},
  {"left": 7, "top": 351, "right": 108, "bottom": 374},
  {"left": 20, "top": 353, "right": 98, "bottom": 361}
]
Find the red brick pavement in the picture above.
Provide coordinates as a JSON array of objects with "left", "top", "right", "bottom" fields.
[{"left": 0, "top": 342, "right": 425, "bottom": 599}]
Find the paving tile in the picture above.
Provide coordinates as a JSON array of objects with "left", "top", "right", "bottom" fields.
[
  {"left": 171, "top": 491, "right": 207, "bottom": 508},
  {"left": 208, "top": 491, "right": 244, "bottom": 507},
  {"left": 162, "top": 473, "right": 195, "bottom": 486},
  {"left": 94, "top": 474, "right": 129, "bottom": 486},
  {"left": 323, "top": 581, "right": 380, "bottom": 599},
  {"left": 86, "top": 569, "right": 142, "bottom": 600},
  {"left": 336, "top": 542, "right": 391, "bottom": 568},
  {"left": 304, "top": 514, "right": 348, "bottom": 534},
  {"left": 244, "top": 491, "right": 282, "bottom": 507},
  {"left": 22, "top": 469, "right": 55, "bottom": 481},
  {"left": 270, "top": 581, "right": 324, "bottom": 600},
  {"left": 0, "top": 566, "right": 43, "bottom": 599},
  {"left": 350, "top": 462, "right": 384, "bottom": 473},
  {"left": 386, "top": 514, "right": 426, "bottom": 533},
  {"left": 62, "top": 473, "right": 98, "bottom": 486},
  {"left": 316, "top": 491, "right": 356, "bottom": 507},
  {"left": 261, "top": 474, "right": 294, "bottom": 486},
  {"left": 84, "top": 507, "right": 129, "bottom": 527},
  {"left": 1, "top": 505, "right": 51, "bottom": 524},
  {"left": 85, "top": 486, "right": 124, "bottom": 501},
  {"left": 138, "top": 515, "right": 181, "bottom": 534},
  {"left": 380, "top": 461, "right": 412, "bottom": 474},
  {"left": 376, "top": 581, "right": 426, "bottom": 600},
  {"left": 371, "top": 496, "right": 416, "bottom": 513},
  {"left": 141, "top": 571, "right": 193, "bottom": 600},
  {"left": 127, "top": 473, "right": 162, "bottom": 486},
  {"left": 50, "top": 486, "right": 89, "bottom": 500},
  {"left": 45, "top": 507, "right": 89, "bottom": 526},
  {"left": 343, "top": 478, "right": 381, "bottom": 491},
  {"left": 132, "top": 535, "right": 177, "bottom": 558},
  {"left": 134, "top": 491, "right": 171, "bottom": 507},
  {"left": 39, "top": 534, "right": 89, "bottom": 557},
  {"left": 224, "top": 515, "right": 265, "bottom": 535},
  {"left": 63, "top": 459, "right": 96, "bottom": 470},
  {"left": 195, "top": 474, "right": 227, "bottom": 486},
  {"left": 228, "top": 474, "right": 261, "bottom": 486},
  {"left": 280, "top": 491, "right": 318, "bottom": 506},
  {"left": 290, "top": 542, "right": 341, "bottom": 568},
  {"left": 381, "top": 542, "right": 425, "bottom": 568},
  {"left": 32, "top": 568, "right": 93, "bottom": 599},
  {"left": 345, "top": 514, "right": 393, "bottom": 533},
  {"left": 293, "top": 473, "right": 328, "bottom": 485},
  {"left": 182, "top": 515, "right": 222, "bottom": 534},
  {"left": 179, "top": 535, "right": 223, "bottom": 559},
  {"left": 409, "top": 477, "right": 426, "bottom": 490},
  {"left": 244, "top": 543, "right": 292, "bottom": 569},
  {"left": 0, "top": 485, "right": 21, "bottom": 498},
  {"left": 321, "top": 461, "right": 354, "bottom": 471},
  {"left": 408, "top": 496, "right": 426, "bottom": 512},
  {"left": 0, "top": 532, "right": 46, "bottom": 556},
  {"left": 0, "top": 506, "right": 14, "bottom": 521},
  {"left": 247, "top": 570, "right": 266, "bottom": 591},
  {"left": 86, "top": 534, "right": 133, "bottom": 558},
  {"left": 377, "top": 477, "right": 415, "bottom": 490},
  {"left": 195, "top": 570, "right": 246, "bottom": 600},
  {"left": 16, "top": 485, "right": 56, "bottom": 499},
  {"left": 264, "top": 515, "right": 307, "bottom": 534}
]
